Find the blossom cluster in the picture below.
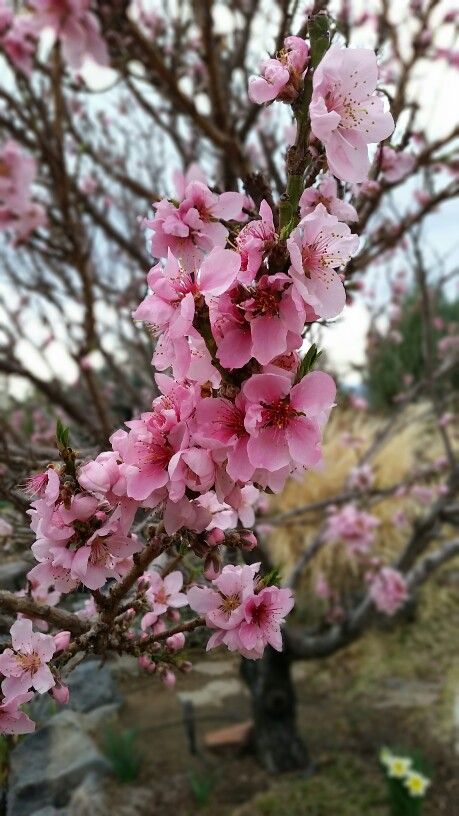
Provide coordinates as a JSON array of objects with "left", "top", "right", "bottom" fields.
[
  {"left": 188, "top": 563, "right": 294, "bottom": 659},
  {"left": 0, "top": 0, "right": 107, "bottom": 74},
  {"left": 0, "top": 139, "right": 46, "bottom": 242},
  {"left": 250, "top": 40, "right": 394, "bottom": 183},
  {"left": 1, "top": 34, "right": 399, "bottom": 735}
]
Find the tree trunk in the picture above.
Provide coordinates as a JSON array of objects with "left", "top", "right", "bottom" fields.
[{"left": 240, "top": 646, "right": 311, "bottom": 773}]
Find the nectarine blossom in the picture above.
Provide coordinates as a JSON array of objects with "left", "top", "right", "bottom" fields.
[
  {"left": 0, "top": 619, "right": 55, "bottom": 699},
  {"left": 310, "top": 47, "right": 394, "bottom": 182},
  {"left": 287, "top": 203, "right": 359, "bottom": 319},
  {"left": 249, "top": 36, "right": 309, "bottom": 104}
]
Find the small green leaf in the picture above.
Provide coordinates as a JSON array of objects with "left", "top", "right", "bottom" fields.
[
  {"left": 309, "top": 12, "right": 332, "bottom": 69},
  {"left": 258, "top": 566, "right": 283, "bottom": 589},
  {"left": 295, "top": 344, "right": 323, "bottom": 383},
  {"left": 56, "top": 417, "right": 70, "bottom": 448}
]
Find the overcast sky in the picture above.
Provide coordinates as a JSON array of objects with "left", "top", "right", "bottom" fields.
[{"left": 3, "top": 0, "right": 459, "bottom": 397}]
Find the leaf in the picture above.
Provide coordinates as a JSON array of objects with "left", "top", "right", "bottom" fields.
[
  {"left": 295, "top": 344, "right": 323, "bottom": 383},
  {"left": 56, "top": 417, "right": 70, "bottom": 449},
  {"left": 309, "top": 13, "right": 332, "bottom": 69}
]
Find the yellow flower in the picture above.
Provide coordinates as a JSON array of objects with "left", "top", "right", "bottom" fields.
[
  {"left": 404, "top": 771, "right": 430, "bottom": 797},
  {"left": 386, "top": 756, "right": 412, "bottom": 779}
]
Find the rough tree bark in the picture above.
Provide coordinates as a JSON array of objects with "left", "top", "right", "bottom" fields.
[{"left": 240, "top": 646, "right": 310, "bottom": 773}]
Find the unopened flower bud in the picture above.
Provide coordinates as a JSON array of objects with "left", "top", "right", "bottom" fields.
[
  {"left": 51, "top": 683, "right": 69, "bottom": 705},
  {"left": 204, "top": 552, "right": 222, "bottom": 580},
  {"left": 160, "top": 668, "right": 176, "bottom": 688},
  {"left": 53, "top": 631, "right": 70, "bottom": 652},
  {"left": 166, "top": 632, "right": 186, "bottom": 651},
  {"left": 206, "top": 528, "right": 225, "bottom": 547}
]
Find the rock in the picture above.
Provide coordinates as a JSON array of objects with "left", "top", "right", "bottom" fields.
[
  {"left": 66, "top": 659, "right": 123, "bottom": 713},
  {"left": 82, "top": 703, "right": 120, "bottom": 734},
  {"left": 0, "top": 561, "right": 29, "bottom": 591},
  {"left": 67, "top": 773, "right": 107, "bottom": 816},
  {"left": 7, "top": 711, "right": 111, "bottom": 816},
  {"left": 30, "top": 660, "right": 122, "bottom": 725},
  {"left": 178, "top": 677, "right": 245, "bottom": 708},
  {"left": 32, "top": 809, "right": 68, "bottom": 816}
]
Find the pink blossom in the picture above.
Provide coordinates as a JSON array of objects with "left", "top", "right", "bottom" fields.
[
  {"left": 300, "top": 175, "right": 358, "bottom": 222},
  {"left": 381, "top": 147, "right": 416, "bottom": 183},
  {"left": 0, "top": 140, "right": 36, "bottom": 212},
  {"left": 188, "top": 563, "right": 294, "bottom": 659},
  {"left": 29, "top": 0, "right": 109, "bottom": 70},
  {"left": 249, "top": 36, "right": 309, "bottom": 104},
  {"left": 25, "top": 467, "right": 60, "bottom": 504},
  {"left": 236, "top": 199, "right": 276, "bottom": 283},
  {"left": 210, "top": 274, "right": 305, "bottom": 369},
  {"left": 243, "top": 371, "right": 336, "bottom": 472},
  {"left": 310, "top": 47, "right": 394, "bottom": 182},
  {"left": 168, "top": 445, "right": 215, "bottom": 502},
  {"left": 0, "top": 692, "right": 35, "bottom": 735},
  {"left": 187, "top": 562, "right": 259, "bottom": 632},
  {"left": 77, "top": 451, "right": 127, "bottom": 502},
  {"left": 0, "top": 619, "right": 55, "bottom": 699},
  {"left": 162, "top": 494, "right": 212, "bottom": 536},
  {"left": 0, "top": 140, "right": 46, "bottom": 241},
  {"left": 325, "top": 503, "right": 379, "bottom": 554},
  {"left": 112, "top": 412, "right": 188, "bottom": 502},
  {"left": 237, "top": 585, "right": 294, "bottom": 658},
  {"left": 134, "top": 247, "right": 240, "bottom": 338},
  {"left": 195, "top": 392, "right": 254, "bottom": 483},
  {"left": 2, "top": 16, "right": 37, "bottom": 75},
  {"left": 287, "top": 204, "right": 359, "bottom": 319},
  {"left": 369, "top": 567, "right": 408, "bottom": 615},
  {"left": 141, "top": 570, "right": 187, "bottom": 629},
  {"left": 148, "top": 180, "right": 244, "bottom": 269},
  {"left": 347, "top": 464, "right": 374, "bottom": 491},
  {"left": 64, "top": 506, "right": 141, "bottom": 590}
]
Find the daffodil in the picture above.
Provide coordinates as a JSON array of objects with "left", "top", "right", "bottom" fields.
[
  {"left": 404, "top": 771, "right": 430, "bottom": 797},
  {"left": 386, "top": 756, "right": 412, "bottom": 779}
]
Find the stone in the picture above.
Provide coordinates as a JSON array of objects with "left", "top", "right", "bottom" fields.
[
  {"left": 7, "top": 711, "right": 111, "bottom": 816},
  {"left": 178, "top": 677, "right": 245, "bottom": 707},
  {"left": 66, "top": 659, "right": 123, "bottom": 713},
  {"left": 0, "top": 561, "right": 29, "bottom": 591},
  {"left": 31, "top": 809, "right": 68, "bottom": 816}
]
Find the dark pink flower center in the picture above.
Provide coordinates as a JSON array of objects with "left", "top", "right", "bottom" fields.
[
  {"left": 17, "top": 652, "right": 41, "bottom": 673},
  {"left": 261, "top": 397, "right": 297, "bottom": 429},
  {"left": 219, "top": 593, "right": 240, "bottom": 615},
  {"left": 245, "top": 287, "right": 281, "bottom": 318}
]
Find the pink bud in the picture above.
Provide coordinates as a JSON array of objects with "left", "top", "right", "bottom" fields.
[
  {"left": 152, "top": 618, "right": 167, "bottom": 635},
  {"left": 53, "top": 631, "right": 70, "bottom": 652},
  {"left": 179, "top": 661, "right": 193, "bottom": 673},
  {"left": 161, "top": 669, "right": 176, "bottom": 688},
  {"left": 204, "top": 552, "right": 221, "bottom": 580},
  {"left": 166, "top": 632, "right": 186, "bottom": 651},
  {"left": 206, "top": 528, "right": 225, "bottom": 546},
  {"left": 241, "top": 532, "right": 257, "bottom": 550},
  {"left": 137, "top": 576, "right": 149, "bottom": 592},
  {"left": 138, "top": 655, "right": 156, "bottom": 673},
  {"left": 51, "top": 683, "right": 69, "bottom": 705}
]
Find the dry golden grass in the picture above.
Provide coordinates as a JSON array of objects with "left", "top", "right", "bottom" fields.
[{"left": 265, "top": 404, "right": 448, "bottom": 598}]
